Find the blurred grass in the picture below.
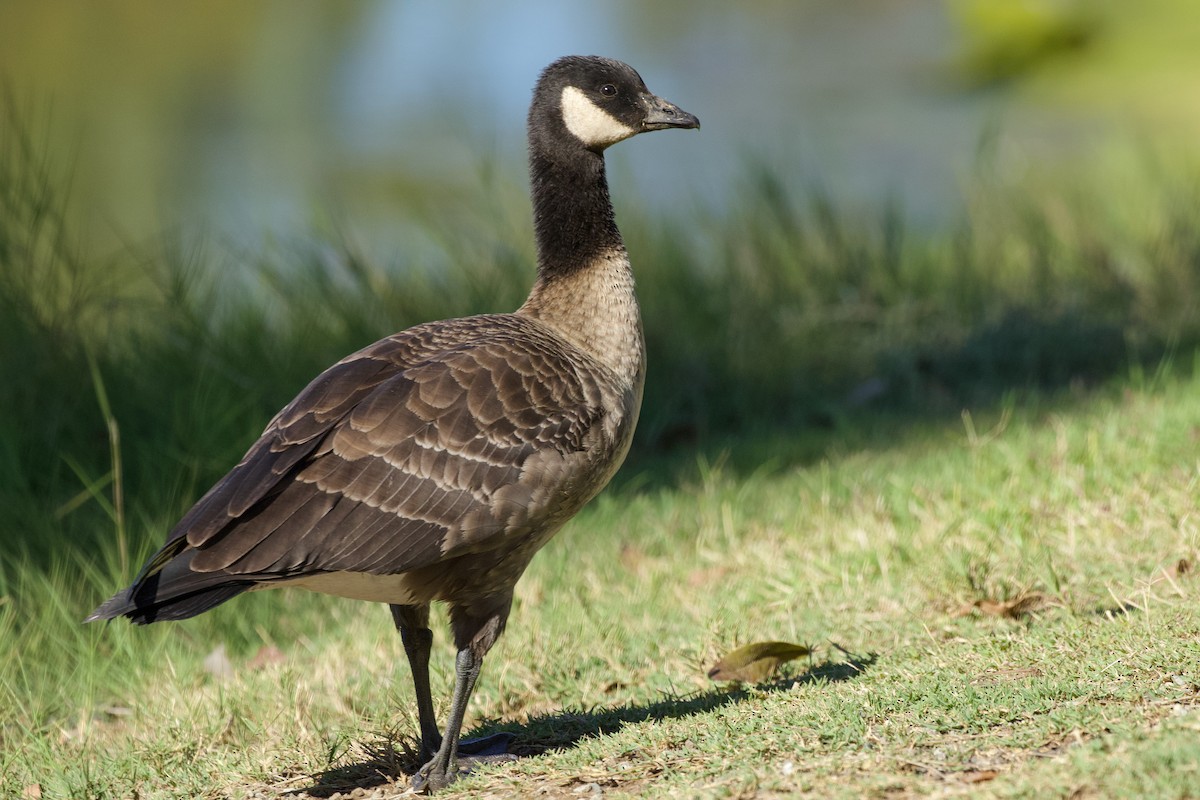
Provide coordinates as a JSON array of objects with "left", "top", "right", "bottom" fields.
[
  {"left": 4, "top": 102, "right": 1200, "bottom": 570},
  {"left": 2, "top": 107, "right": 1200, "bottom": 795}
]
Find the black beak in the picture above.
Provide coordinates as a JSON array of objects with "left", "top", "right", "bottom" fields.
[{"left": 641, "top": 93, "right": 700, "bottom": 131}]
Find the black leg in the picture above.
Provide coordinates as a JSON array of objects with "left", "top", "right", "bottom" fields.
[
  {"left": 390, "top": 604, "right": 441, "bottom": 761},
  {"left": 410, "top": 599, "right": 518, "bottom": 792},
  {"left": 412, "top": 646, "right": 482, "bottom": 793}
]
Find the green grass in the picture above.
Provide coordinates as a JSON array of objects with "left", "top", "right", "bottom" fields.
[
  {"left": 3, "top": 113, "right": 1200, "bottom": 796},
  {"left": 5, "top": 368, "right": 1200, "bottom": 798}
]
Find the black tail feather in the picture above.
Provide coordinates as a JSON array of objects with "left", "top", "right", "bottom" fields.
[
  {"left": 86, "top": 580, "right": 255, "bottom": 624},
  {"left": 85, "top": 547, "right": 259, "bottom": 624}
]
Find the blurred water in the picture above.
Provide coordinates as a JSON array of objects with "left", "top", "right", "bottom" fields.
[{"left": 0, "top": 0, "right": 1168, "bottom": 257}]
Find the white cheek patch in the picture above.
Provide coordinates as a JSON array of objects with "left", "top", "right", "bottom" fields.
[{"left": 560, "top": 85, "right": 636, "bottom": 149}]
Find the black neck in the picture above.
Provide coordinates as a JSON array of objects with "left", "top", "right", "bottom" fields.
[{"left": 528, "top": 139, "right": 625, "bottom": 279}]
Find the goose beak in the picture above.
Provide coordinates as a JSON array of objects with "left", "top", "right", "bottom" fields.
[{"left": 641, "top": 93, "right": 700, "bottom": 131}]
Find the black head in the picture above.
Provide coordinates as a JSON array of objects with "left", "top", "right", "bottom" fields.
[{"left": 529, "top": 55, "right": 699, "bottom": 153}]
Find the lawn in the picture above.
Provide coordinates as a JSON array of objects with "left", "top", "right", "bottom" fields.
[{"left": 5, "top": 365, "right": 1199, "bottom": 798}]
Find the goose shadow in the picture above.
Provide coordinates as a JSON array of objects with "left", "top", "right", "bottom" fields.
[{"left": 295, "top": 652, "right": 877, "bottom": 797}]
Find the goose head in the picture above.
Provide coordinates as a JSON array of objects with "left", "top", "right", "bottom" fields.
[{"left": 530, "top": 55, "right": 700, "bottom": 154}]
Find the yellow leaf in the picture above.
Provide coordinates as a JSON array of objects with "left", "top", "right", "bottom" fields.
[{"left": 708, "top": 641, "right": 813, "bottom": 683}]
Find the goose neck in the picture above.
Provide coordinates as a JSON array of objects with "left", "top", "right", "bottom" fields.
[{"left": 528, "top": 145, "right": 624, "bottom": 279}]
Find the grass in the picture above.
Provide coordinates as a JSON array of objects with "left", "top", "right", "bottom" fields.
[
  {"left": 6, "top": 368, "right": 1200, "bottom": 798},
  {"left": 3, "top": 112, "right": 1200, "bottom": 796}
]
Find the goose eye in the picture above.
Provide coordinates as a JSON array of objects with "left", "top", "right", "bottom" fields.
[{"left": 599, "top": 83, "right": 617, "bottom": 97}]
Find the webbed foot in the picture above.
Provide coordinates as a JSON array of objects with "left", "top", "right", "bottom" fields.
[{"left": 411, "top": 733, "right": 518, "bottom": 793}]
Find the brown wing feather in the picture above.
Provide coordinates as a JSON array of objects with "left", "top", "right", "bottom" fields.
[
  {"left": 168, "top": 354, "right": 399, "bottom": 545},
  {"left": 174, "top": 315, "right": 603, "bottom": 579}
]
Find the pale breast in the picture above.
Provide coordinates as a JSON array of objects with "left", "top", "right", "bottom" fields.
[{"left": 271, "top": 570, "right": 425, "bottom": 604}]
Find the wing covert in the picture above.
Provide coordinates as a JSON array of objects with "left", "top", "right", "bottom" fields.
[{"left": 165, "top": 318, "right": 605, "bottom": 580}]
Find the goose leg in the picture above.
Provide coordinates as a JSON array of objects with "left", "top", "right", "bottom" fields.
[
  {"left": 412, "top": 602, "right": 517, "bottom": 792},
  {"left": 412, "top": 646, "right": 483, "bottom": 792},
  {"left": 391, "top": 604, "right": 442, "bottom": 761}
]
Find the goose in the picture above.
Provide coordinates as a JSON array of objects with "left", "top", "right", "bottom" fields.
[{"left": 87, "top": 55, "right": 698, "bottom": 792}]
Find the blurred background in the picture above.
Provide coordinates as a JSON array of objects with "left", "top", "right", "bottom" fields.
[
  {"left": 4, "top": 0, "right": 1199, "bottom": 252},
  {"left": 2, "top": 0, "right": 1200, "bottom": 564}
]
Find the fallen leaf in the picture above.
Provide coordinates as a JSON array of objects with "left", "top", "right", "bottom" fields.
[
  {"left": 971, "top": 591, "right": 1055, "bottom": 619},
  {"left": 99, "top": 704, "right": 133, "bottom": 718},
  {"left": 203, "top": 644, "right": 235, "bottom": 681},
  {"left": 687, "top": 566, "right": 730, "bottom": 588},
  {"left": 247, "top": 645, "right": 286, "bottom": 670},
  {"left": 972, "top": 666, "right": 1043, "bottom": 685},
  {"left": 961, "top": 770, "right": 998, "bottom": 783},
  {"left": 708, "top": 641, "right": 813, "bottom": 683},
  {"left": 618, "top": 543, "right": 647, "bottom": 574},
  {"left": 23, "top": 785, "right": 41, "bottom": 799}
]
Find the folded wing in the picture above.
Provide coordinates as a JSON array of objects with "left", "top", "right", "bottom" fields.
[{"left": 89, "top": 316, "right": 606, "bottom": 622}]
